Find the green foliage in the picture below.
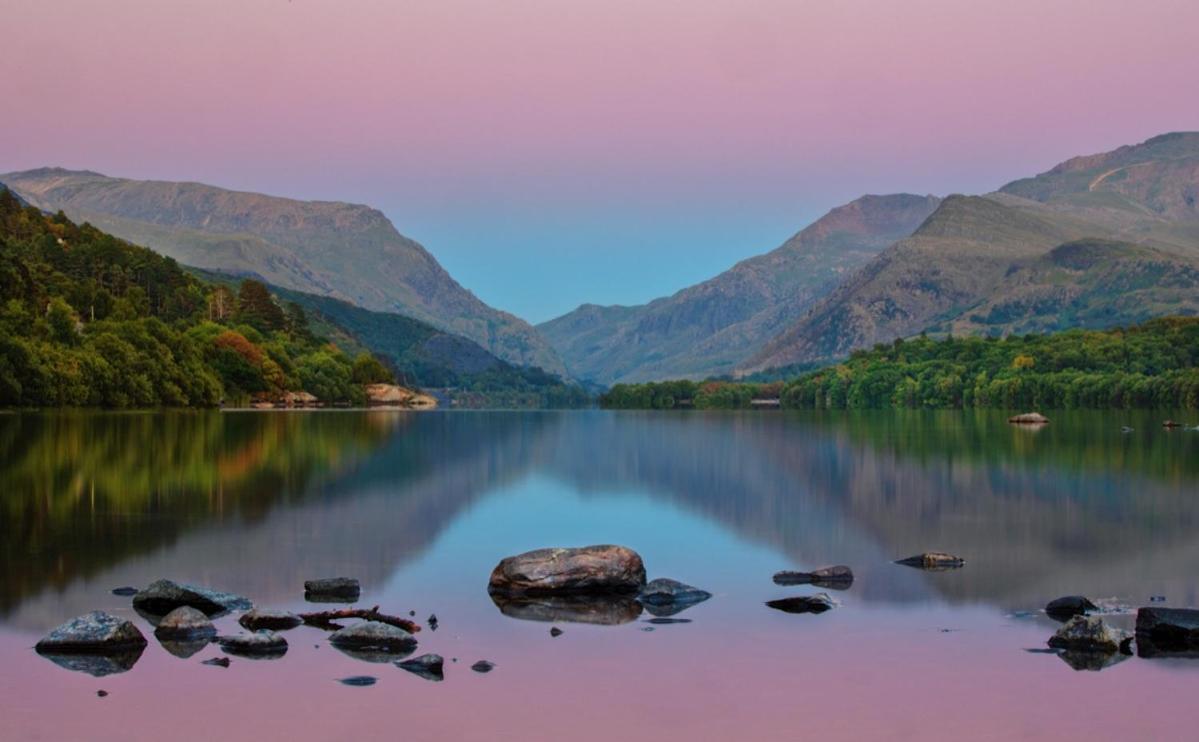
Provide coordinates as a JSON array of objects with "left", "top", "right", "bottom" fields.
[
  {"left": 351, "top": 352, "right": 394, "bottom": 384},
  {"left": 0, "top": 187, "right": 394, "bottom": 408}
]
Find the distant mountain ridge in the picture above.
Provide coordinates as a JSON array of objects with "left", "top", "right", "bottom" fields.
[
  {"left": 743, "top": 132, "right": 1199, "bottom": 373},
  {"left": 0, "top": 168, "right": 567, "bottom": 376},
  {"left": 539, "top": 193, "right": 941, "bottom": 384}
]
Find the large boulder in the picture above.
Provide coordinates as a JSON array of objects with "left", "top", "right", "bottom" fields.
[
  {"left": 132, "top": 579, "right": 250, "bottom": 617},
  {"left": 1047, "top": 615, "right": 1131, "bottom": 654},
  {"left": 329, "top": 621, "right": 417, "bottom": 654},
  {"left": 773, "top": 565, "right": 854, "bottom": 589},
  {"left": 1135, "top": 607, "right": 1199, "bottom": 656},
  {"left": 1045, "top": 595, "right": 1098, "bottom": 621},
  {"left": 304, "top": 577, "right": 360, "bottom": 603},
  {"left": 239, "top": 609, "right": 303, "bottom": 632},
  {"left": 219, "top": 631, "right": 288, "bottom": 658},
  {"left": 490, "top": 592, "right": 643, "bottom": 625},
  {"left": 895, "top": 552, "right": 965, "bottom": 570},
  {"left": 488, "top": 545, "right": 646, "bottom": 595},
  {"left": 36, "top": 612, "right": 148, "bottom": 654},
  {"left": 155, "top": 606, "right": 216, "bottom": 640},
  {"left": 638, "top": 578, "right": 712, "bottom": 617}
]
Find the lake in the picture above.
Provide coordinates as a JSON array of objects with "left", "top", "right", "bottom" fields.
[{"left": 1, "top": 409, "right": 1197, "bottom": 741}]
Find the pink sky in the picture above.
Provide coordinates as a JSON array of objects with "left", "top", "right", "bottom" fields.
[{"left": 3, "top": 0, "right": 1198, "bottom": 321}]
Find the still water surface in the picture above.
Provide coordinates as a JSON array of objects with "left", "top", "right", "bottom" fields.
[{"left": 1, "top": 409, "right": 1197, "bottom": 741}]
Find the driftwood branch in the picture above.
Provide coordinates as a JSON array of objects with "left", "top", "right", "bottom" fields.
[{"left": 298, "top": 605, "right": 421, "bottom": 633}]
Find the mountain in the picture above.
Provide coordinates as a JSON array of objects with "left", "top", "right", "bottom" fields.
[
  {"left": 744, "top": 133, "right": 1199, "bottom": 373},
  {"left": 0, "top": 168, "right": 566, "bottom": 376},
  {"left": 539, "top": 194, "right": 941, "bottom": 384}
]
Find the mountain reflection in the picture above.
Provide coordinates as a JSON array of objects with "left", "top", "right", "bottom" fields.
[{"left": 2, "top": 409, "right": 1198, "bottom": 629}]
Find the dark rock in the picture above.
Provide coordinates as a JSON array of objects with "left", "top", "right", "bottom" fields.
[
  {"left": 396, "top": 653, "right": 444, "bottom": 681},
  {"left": 132, "top": 579, "right": 250, "bottom": 618},
  {"left": 239, "top": 609, "right": 303, "bottom": 632},
  {"left": 338, "top": 676, "right": 377, "bottom": 686},
  {"left": 471, "top": 660, "right": 495, "bottom": 673},
  {"left": 637, "top": 578, "right": 711, "bottom": 617},
  {"left": 304, "top": 577, "right": 360, "bottom": 602},
  {"left": 490, "top": 592, "right": 643, "bottom": 625},
  {"left": 766, "top": 593, "right": 838, "bottom": 615},
  {"left": 1047, "top": 615, "right": 1131, "bottom": 653},
  {"left": 328, "top": 621, "right": 417, "bottom": 654},
  {"left": 428, "top": 614, "right": 438, "bottom": 631},
  {"left": 219, "top": 631, "right": 288, "bottom": 658},
  {"left": 1162, "top": 419, "right": 1182, "bottom": 428},
  {"left": 895, "top": 552, "right": 965, "bottom": 570},
  {"left": 38, "top": 649, "right": 145, "bottom": 677},
  {"left": 1135, "top": 607, "right": 1199, "bottom": 655},
  {"left": 1045, "top": 596, "right": 1098, "bottom": 621},
  {"left": 111, "top": 587, "right": 138, "bottom": 597},
  {"left": 97, "top": 690, "right": 108, "bottom": 697},
  {"left": 201, "top": 656, "right": 231, "bottom": 668},
  {"left": 155, "top": 606, "right": 216, "bottom": 641},
  {"left": 773, "top": 565, "right": 854, "bottom": 589},
  {"left": 550, "top": 627, "right": 563, "bottom": 637},
  {"left": 645, "top": 618, "right": 691, "bottom": 625},
  {"left": 487, "top": 545, "right": 646, "bottom": 596},
  {"left": 1149, "top": 596, "right": 1167, "bottom": 603},
  {"left": 641, "top": 626, "right": 655, "bottom": 632},
  {"left": 36, "top": 612, "right": 148, "bottom": 654}
]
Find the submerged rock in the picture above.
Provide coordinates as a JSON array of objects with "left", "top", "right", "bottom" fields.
[
  {"left": 132, "top": 579, "right": 251, "bottom": 618},
  {"left": 895, "top": 552, "right": 965, "bottom": 570},
  {"left": 1135, "top": 607, "right": 1199, "bottom": 656},
  {"left": 111, "top": 587, "right": 139, "bottom": 597},
  {"left": 239, "top": 609, "right": 303, "bottom": 632},
  {"left": 304, "top": 577, "right": 361, "bottom": 603},
  {"left": 488, "top": 545, "right": 646, "bottom": 595},
  {"left": 36, "top": 612, "right": 148, "bottom": 654},
  {"left": 155, "top": 606, "right": 216, "bottom": 641},
  {"left": 637, "top": 578, "right": 712, "bottom": 617},
  {"left": 1045, "top": 596, "right": 1098, "bottom": 621},
  {"left": 766, "top": 593, "right": 839, "bottom": 615},
  {"left": 328, "top": 621, "right": 417, "bottom": 654},
  {"left": 490, "top": 592, "right": 643, "bottom": 625},
  {"left": 773, "top": 565, "right": 854, "bottom": 589},
  {"left": 201, "top": 656, "right": 231, "bottom": 668},
  {"left": 396, "top": 653, "right": 444, "bottom": 681},
  {"left": 1047, "top": 615, "right": 1131, "bottom": 654},
  {"left": 219, "top": 631, "right": 289, "bottom": 658},
  {"left": 471, "top": 660, "right": 495, "bottom": 673},
  {"left": 338, "top": 675, "right": 377, "bottom": 687}
]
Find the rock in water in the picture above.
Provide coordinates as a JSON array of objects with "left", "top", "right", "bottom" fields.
[
  {"left": 154, "top": 606, "right": 216, "bottom": 640},
  {"left": 201, "top": 656, "right": 231, "bottom": 668},
  {"left": 239, "top": 609, "right": 303, "bottom": 632},
  {"left": 1047, "top": 615, "right": 1131, "bottom": 653},
  {"left": 132, "top": 579, "right": 251, "bottom": 617},
  {"left": 765, "top": 593, "right": 839, "bottom": 615},
  {"left": 1008, "top": 412, "right": 1050, "bottom": 425},
  {"left": 471, "top": 660, "right": 495, "bottom": 673},
  {"left": 396, "top": 654, "right": 444, "bottom": 681},
  {"left": 550, "top": 627, "right": 563, "bottom": 637},
  {"left": 36, "top": 612, "right": 148, "bottom": 654},
  {"left": 219, "top": 631, "right": 289, "bottom": 658},
  {"left": 338, "top": 676, "right": 377, "bottom": 687},
  {"left": 488, "top": 545, "right": 646, "bottom": 595},
  {"left": 1135, "top": 607, "right": 1199, "bottom": 656},
  {"left": 773, "top": 566, "right": 854, "bottom": 589},
  {"left": 895, "top": 552, "right": 965, "bottom": 570},
  {"left": 328, "top": 621, "right": 417, "bottom": 654},
  {"left": 304, "top": 577, "right": 361, "bottom": 603},
  {"left": 1045, "top": 596, "right": 1098, "bottom": 621},
  {"left": 637, "top": 579, "right": 712, "bottom": 617},
  {"left": 111, "top": 587, "right": 139, "bottom": 597}
]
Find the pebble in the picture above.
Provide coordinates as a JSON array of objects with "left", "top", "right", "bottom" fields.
[
  {"left": 471, "top": 660, "right": 495, "bottom": 673},
  {"left": 339, "top": 676, "right": 377, "bottom": 687}
]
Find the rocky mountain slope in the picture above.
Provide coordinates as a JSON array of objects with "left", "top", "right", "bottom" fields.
[
  {"left": 744, "top": 133, "right": 1199, "bottom": 373},
  {"left": 539, "top": 194, "right": 941, "bottom": 384},
  {"left": 0, "top": 168, "right": 566, "bottom": 376}
]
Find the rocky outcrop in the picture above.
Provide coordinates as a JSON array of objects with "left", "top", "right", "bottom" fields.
[
  {"left": 132, "top": 579, "right": 251, "bottom": 617},
  {"left": 219, "top": 631, "right": 289, "bottom": 658},
  {"left": 773, "top": 565, "right": 854, "bottom": 589},
  {"left": 365, "top": 383, "right": 437, "bottom": 409},
  {"left": 1045, "top": 595, "right": 1098, "bottom": 620},
  {"left": 765, "top": 593, "right": 839, "bottom": 614},
  {"left": 328, "top": 621, "right": 417, "bottom": 654},
  {"left": 490, "top": 592, "right": 643, "bottom": 625},
  {"left": 36, "top": 611, "right": 148, "bottom": 654},
  {"left": 895, "top": 552, "right": 965, "bottom": 570},
  {"left": 487, "top": 545, "right": 646, "bottom": 595},
  {"left": 1135, "top": 607, "right": 1199, "bottom": 656},
  {"left": 239, "top": 609, "right": 303, "bottom": 632},
  {"left": 1047, "top": 615, "right": 1131, "bottom": 653},
  {"left": 304, "top": 577, "right": 360, "bottom": 603}
]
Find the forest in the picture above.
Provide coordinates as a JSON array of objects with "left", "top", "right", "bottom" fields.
[
  {"left": 0, "top": 187, "right": 394, "bottom": 408},
  {"left": 600, "top": 319, "right": 1199, "bottom": 410}
]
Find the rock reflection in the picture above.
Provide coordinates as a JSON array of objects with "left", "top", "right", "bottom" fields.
[
  {"left": 490, "top": 593, "right": 644, "bottom": 625},
  {"left": 36, "top": 646, "right": 145, "bottom": 677},
  {"left": 1056, "top": 650, "right": 1130, "bottom": 672}
]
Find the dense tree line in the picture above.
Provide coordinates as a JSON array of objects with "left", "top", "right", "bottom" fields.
[
  {"left": 0, "top": 187, "right": 394, "bottom": 408},
  {"left": 600, "top": 319, "right": 1199, "bottom": 410}
]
